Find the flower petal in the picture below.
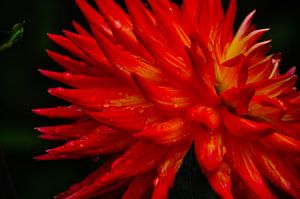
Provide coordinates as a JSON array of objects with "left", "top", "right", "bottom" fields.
[
  {"left": 208, "top": 163, "right": 233, "bottom": 199},
  {"left": 47, "top": 126, "right": 134, "bottom": 155},
  {"left": 221, "top": 85, "right": 255, "bottom": 116},
  {"left": 248, "top": 95, "right": 286, "bottom": 122},
  {"left": 134, "top": 118, "right": 191, "bottom": 145},
  {"left": 93, "top": 29, "right": 165, "bottom": 83},
  {"left": 48, "top": 87, "right": 145, "bottom": 111},
  {"left": 33, "top": 105, "right": 86, "bottom": 119},
  {"left": 152, "top": 142, "right": 191, "bottom": 199},
  {"left": 194, "top": 129, "right": 225, "bottom": 172},
  {"left": 39, "top": 69, "right": 122, "bottom": 89},
  {"left": 94, "top": 0, "right": 153, "bottom": 61},
  {"left": 250, "top": 144, "right": 300, "bottom": 198},
  {"left": 89, "top": 104, "right": 161, "bottom": 132},
  {"left": 133, "top": 77, "right": 196, "bottom": 113},
  {"left": 122, "top": 172, "right": 156, "bottom": 199},
  {"left": 46, "top": 50, "right": 104, "bottom": 76},
  {"left": 260, "top": 132, "right": 300, "bottom": 154},
  {"left": 254, "top": 74, "right": 297, "bottom": 98},
  {"left": 223, "top": 109, "right": 273, "bottom": 138},
  {"left": 63, "top": 31, "right": 112, "bottom": 73},
  {"left": 72, "top": 20, "right": 91, "bottom": 37},
  {"left": 35, "top": 119, "right": 98, "bottom": 139},
  {"left": 75, "top": 0, "right": 114, "bottom": 41},
  {"left": 187, "top": 105, "right": 221, "bottom": 130},
  {"left": 226, "top": 137, "right": 276, "bottom": 199}
]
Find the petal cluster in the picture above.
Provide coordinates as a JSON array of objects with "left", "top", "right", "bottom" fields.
[{"left": 34, "top": 0, "right": 300, "bottom": 198}]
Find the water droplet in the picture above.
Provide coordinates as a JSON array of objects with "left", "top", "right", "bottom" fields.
[
  {"left": 153, "top": 178, "right": 160, "bottom": 186},
  {"left": 103, "top": 104, "right": 110, "bottom": 108},
  {"left": 63, "top": 72, "right": 72, "bottom": 79},
  {"left": 114, "top": 20, "right": 122, "bottom": 29}
]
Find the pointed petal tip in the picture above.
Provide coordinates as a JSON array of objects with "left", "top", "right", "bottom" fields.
[{"left": 48, "top": 87, "right": 65, "bottom": 95}]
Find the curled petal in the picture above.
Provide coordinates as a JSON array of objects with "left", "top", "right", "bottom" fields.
[
  {"left": 248, "top": 95, "right": 286, "bottom": 122},
  {"left": 223, "top": 109, "right": 273, "bottom": 138},
  {"left": 221, "top": 85, "right": 255, "bottom": 116},
  {"left": 194, "top": 129, "right": 225, "bottom": 173},
  {"left": 219, "top": 54, "right": 248, "bottom": 91},
  {"left": 208, "top": 163, "right": 233, "bottom": 199},
  {"left": 187, "top": 105, "right": 221, "bottom": 130},
  {"left": 261, "top": 132, "right": 300, "bottom": 153}
]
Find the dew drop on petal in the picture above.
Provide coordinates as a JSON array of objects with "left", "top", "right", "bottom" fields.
[
  {"left": 63, "top": 72, "right": 72, "bottom": 79},
  {"left": 153, "top": 177, "right": 160, "bottom": 187}
]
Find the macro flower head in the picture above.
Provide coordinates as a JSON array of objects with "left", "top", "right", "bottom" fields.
[{"left": 34, "top": 0, "right": 300, "bottom": 198}]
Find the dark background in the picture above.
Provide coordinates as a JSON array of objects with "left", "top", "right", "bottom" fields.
[{"left": 0, "top": 0, "right": 299, "bottom": 198}]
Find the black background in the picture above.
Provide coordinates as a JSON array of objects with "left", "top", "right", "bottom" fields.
[{"left": 0, "top": 0, "right": 299, "bottom": 198}]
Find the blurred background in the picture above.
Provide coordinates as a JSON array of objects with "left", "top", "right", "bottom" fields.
[{"left": 0, "top": 0, "right": 299, "bottom": 198}]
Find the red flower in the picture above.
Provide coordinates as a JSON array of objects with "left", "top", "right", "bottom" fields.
[{"left": 34, "top": 0, "right": 300, "bottom": 198}]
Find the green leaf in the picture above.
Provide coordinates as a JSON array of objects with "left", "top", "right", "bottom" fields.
[{"left": 0, "top": 21, "right": 25, "bottom": 52}]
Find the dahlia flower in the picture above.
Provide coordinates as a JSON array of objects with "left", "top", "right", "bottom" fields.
[{"left": 34, "top": 0, "right": 300, "bottom": 198}]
